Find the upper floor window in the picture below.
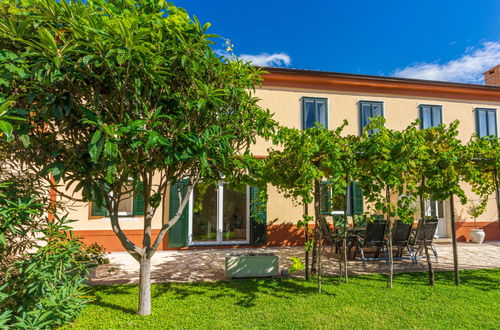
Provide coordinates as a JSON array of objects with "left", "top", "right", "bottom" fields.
[
  {"left": 359, "top": 101, "right": 383, "bottom": 135},
  {"left": 475, "top": 108, "right": 497, "bottom": 137},
  {"left": 302, "top": 97, "right": 328, "bottom": 129},
  {"left": 419, "top": 105, "right": 443, "bottom": 129}
]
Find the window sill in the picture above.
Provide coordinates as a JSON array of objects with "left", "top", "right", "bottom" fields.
[{"left": 89, "top": 217, "right": 141, "bottom": 222}]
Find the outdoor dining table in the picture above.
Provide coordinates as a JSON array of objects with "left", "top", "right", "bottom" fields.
[{"left": 332, "top": 226, "right": 366, "bottom": 259}]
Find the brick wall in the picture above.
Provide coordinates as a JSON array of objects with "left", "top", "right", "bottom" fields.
[{"left": 484, "top": 65, "right": 500, "bottom": 86}]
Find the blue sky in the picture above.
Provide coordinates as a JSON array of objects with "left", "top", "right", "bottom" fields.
[{"left": 177, "top": 0, "right": 500, "bottom": 84}]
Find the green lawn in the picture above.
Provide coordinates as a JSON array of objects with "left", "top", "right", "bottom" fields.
[{"left": 68, "top": 269, "right": 500, "bottom": 329}]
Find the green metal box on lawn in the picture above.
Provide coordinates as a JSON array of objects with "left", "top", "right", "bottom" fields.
[{"left": 225, "top": 253, "right": 280, "bottom": 279}]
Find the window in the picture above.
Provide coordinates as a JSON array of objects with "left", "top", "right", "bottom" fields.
[
  {"left": 475, "top": 108, "right": 497, "bottom": 137},
  {"left": 359, "top": 101, "right": 383, "bottom": 135},
  {"left": 302, "top": 97, "right": 328, "bottom": 129},
  {"left": 419, "top": 105, "right": 443, "bottom": 128},
  {"left": 424, "top": 199, "right": 444, "bottom": 219},
  {"left": 189, "top": 183, "right": 249, "bottom": 245},
  {"left": 90, "top": 185, "right": 144, "bottom": 218},
  {"left": 319, "top": 181, "right": 363, "bottom": 215}
]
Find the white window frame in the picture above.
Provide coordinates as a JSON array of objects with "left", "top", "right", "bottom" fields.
[{"left": 188, "top": 183, "right": 250, "bottom": 246}]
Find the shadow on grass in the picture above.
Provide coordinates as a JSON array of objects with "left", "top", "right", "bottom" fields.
[
  {"left": 86, "top": 268, "right": 500, "bottom": 314},
  {"left": 150, "top": 277, "right": 328, "bottom": 308},
  {"left": 353, "top": 268, "right": 500, "bottom": 291}
]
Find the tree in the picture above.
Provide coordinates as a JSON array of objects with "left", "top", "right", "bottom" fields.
[
  {"left": 1, "top": 0, "right": 275, "bottom": 315},
  {"left": 265, "top": 122, "right": 360, "bottom": 289},
  {"left": 356, "top": 119, "right": 423, "bottom": 288},
  {"left": 265, "top": 126, "right": 328, "bottom": 285},
  {"left": 409, "top": 121, "right": 473, "bottom": 286}
]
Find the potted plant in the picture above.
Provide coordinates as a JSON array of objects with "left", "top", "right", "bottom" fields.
[{"left": 467, "top": 202, "right": 486, "bottom": 244}]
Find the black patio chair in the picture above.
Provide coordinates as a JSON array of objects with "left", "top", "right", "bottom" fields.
[
  {"left": 319, "top": 216, "right": 344, "bottom": 257},
  {"left": 408, "top": 218, "right": 439, "bottom": 264},
  {"left": 390, "top": 220, "right": 413, "bottom": 260},
  {"left": 352, "top": 219, "right": 387, "bottom": 265}
]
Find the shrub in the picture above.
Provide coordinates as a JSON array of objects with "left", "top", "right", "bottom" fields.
[{"left": 0, "top": 216, "right": 92, "bottom": 329}]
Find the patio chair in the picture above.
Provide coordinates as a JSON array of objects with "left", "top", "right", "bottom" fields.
[
  {"left": 352, "top": 219, "right": 388, "bottom": 265},
  {"left": 408, "top": 218, "right": 439, "bottom": 264},
  {"left": 319, "top": 216, "right": 343, "bottom": 257},
  {"left": 390, "top": 220, "right": 413, "bottom": 260}
]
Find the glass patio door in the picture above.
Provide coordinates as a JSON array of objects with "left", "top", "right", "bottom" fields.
[
  {"left": 191, "top": 185, "right": 218, "bottom": 243},
  {"left": 189, "top": 183, "right": 249, "bottom": 245},
  {"left": 424, "top": 199, "right": 446, "bottom": 238}
]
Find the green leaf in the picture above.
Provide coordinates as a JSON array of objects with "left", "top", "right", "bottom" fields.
[
  {"left": 89, "top": 144, "right": 101, "bottom": 163},
  {"left": 19, "top": 134, "right": 30, "bottom": 147},
  {"left": 0, "top": 232, "right": 6, "bottom": 247},
  {"left": 104, "top": 141, "right": 119, "bottom": 159},
  {"left": 82, "top": 55, "right": 95, "bottom": 65},
  {"left": 0, "top": 120, "right": 13, "bottom": 138},
  {"left": 91, "top": 130, "right": 102, "bottom": 144}
]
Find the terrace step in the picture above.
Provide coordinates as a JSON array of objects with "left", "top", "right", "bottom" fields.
[{"left": 434, "top": 237, "right": 452, "bottom": 244}]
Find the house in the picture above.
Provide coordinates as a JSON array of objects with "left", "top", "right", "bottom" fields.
[{"left": 60, "top": 65, "right": 500, "bottom": 251}]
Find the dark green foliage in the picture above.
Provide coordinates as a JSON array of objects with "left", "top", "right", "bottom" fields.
[
  {"left": 0, "top": 181, "right": 45, "bottom": 271},
  {"left": 0, "top": 216, "right": 91, "bottom": 329}
]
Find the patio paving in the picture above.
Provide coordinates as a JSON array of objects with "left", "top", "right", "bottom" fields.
[{"left": 90, "top": 241, "right": 500, "bottom": 285}]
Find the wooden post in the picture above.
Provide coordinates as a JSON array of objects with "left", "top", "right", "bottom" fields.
[{"left": 449, "top": 192, "right": 459, "bottom": 286}]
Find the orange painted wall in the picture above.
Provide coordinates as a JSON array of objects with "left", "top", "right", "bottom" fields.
[
  {"left": 75, "top": 221, "right": 500, "bottom": 252},
  {"left": 455, "top": 222, "right": 500, "bottom": 242}
]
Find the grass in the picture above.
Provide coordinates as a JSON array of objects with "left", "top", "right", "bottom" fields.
[{"left": 67, "top": 269, "right": 500, "bottom": 329}]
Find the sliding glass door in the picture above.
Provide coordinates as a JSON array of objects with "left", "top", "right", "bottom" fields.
[{"left": 189, "top": 183, "right": 249, "bottom": 245}]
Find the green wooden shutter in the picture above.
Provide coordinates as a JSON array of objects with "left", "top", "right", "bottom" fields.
[
  {"left": 133, "top": 189, "right": 145, "bottom": 216},
  {"left": 250, "top": 186, "right": 267, "bottom": 245},
  {"left": 351, "top": 181, "right": 363, "bottom": 215},
  {"left": 91, "top": 199, "right": 107, "bottom": 217},
  {"left": 168, "top": 179, "right": 189, "bottom": 247},
  {"left": 320, "top": 181, "right": 332, "bottom": 215}
]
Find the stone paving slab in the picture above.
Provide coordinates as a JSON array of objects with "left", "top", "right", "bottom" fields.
[{"left": 90, "top": 242, "right": 500, "bottom": 285}]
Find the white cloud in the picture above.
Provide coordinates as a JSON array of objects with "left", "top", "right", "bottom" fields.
[
  {"left": 393, "top": 41, "right": 500, "bottom": 84},
  {"left": 239, "top": 52, "right": 291, "bottom": 67},
  {"left": 216, "top": 50, "right": 291, "bottom": 67}
]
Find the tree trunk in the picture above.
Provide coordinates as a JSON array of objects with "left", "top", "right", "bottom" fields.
[
  {"left": 304, "top": 203, "right": 310, "bottom": 281},
  {"left": 342, "top": 174, "right": 349, "bottom": 283},
  {"left": 138, "top": 257, "right": 152, "bottom": 315},
  {"left": 311, "top": 237, "right": 317, "bottom": 275},
  {"left": 317, "top": 227, "right": 322, "bottom": 293},
  {"left": 386, "top": 186, "right": 393, "bottom": 289},
  {"left": 314, "top": 180, "right": 322, "bottom": 293},
  {"left": 449, "top": 193, "right": 459, "bottom": 286},
  {"left": 494, "top": 168, "right": 500, "bottom": 230},
  {"left": 419, "top": 178, "right": 434, "bottom": 286}
]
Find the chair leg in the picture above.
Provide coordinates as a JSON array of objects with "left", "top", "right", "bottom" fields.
[
  {"left": 359, "top": 247, "right": 366, "bottom": 265},
  {"left": 431, "top": 245, "right": 439, "bottom": 263},
  {"left": 397, "top": 246, "right": 403, "bottom": 258},
  {"left": 408, "top": 245, "right": 416, "bottom": 264},
  {"left": 329, "top": 245, "right": 335, "bottom": 259}
]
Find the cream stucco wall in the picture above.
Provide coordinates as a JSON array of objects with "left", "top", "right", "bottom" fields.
[
  {"left": 58, "top": 174, "right": 166, "bottom": 231},
  {"left": 63, "top": 85, "right": 499, "bottom": 234},
  {"left": 253, "top": 86, "right": 500, "bottom": 228}
]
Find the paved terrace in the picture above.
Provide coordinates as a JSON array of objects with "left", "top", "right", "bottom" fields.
[{"left": 90, "top": 242, "right": 500, "bottom": 285}]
